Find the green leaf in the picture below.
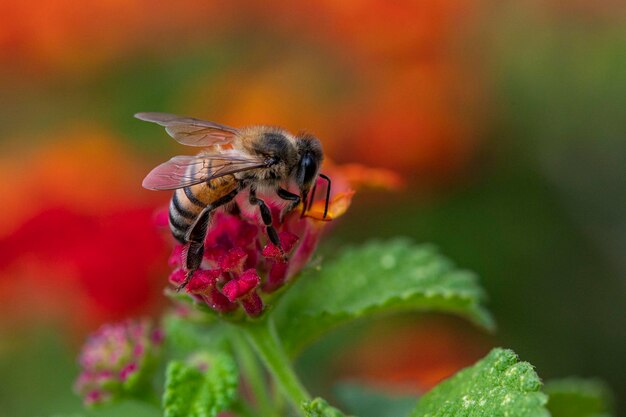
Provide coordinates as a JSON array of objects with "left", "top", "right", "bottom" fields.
[
  {"left": 302, "top": 398, "right": 351, "bottom": 417},
  {"left": 410, "top": 348, "right": 548, "bottom": 417},
  {"left": 273, "top": 239, "right": 494, "bottom": 355},
  {"left": 544, "top": 378, "right": 614, "bottom": 417},
  {"left": 163, "top": 350, "right": 238, "bottom": 417}
]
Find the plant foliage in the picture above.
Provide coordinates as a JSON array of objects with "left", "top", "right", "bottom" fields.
[
  {"left": 274, "top": 240, "right": 494, "bottom": 355},
  {"left": 409, "top": 348, "right": 549, "bottom": 417},
  {"left": 163, "top": 351, "right": 238, "bottom": 417}
]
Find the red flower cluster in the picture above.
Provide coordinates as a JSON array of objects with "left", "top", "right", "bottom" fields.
[
  {"left": 168, "top": 207, "right": 316, "bottom": 318},
  {"left": 74, "top": 319, "right": 163, "bottom": 406}
]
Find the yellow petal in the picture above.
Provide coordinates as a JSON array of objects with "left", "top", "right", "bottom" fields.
[{"left": 304, "top": 190, "right": 355, "bottom": 221}]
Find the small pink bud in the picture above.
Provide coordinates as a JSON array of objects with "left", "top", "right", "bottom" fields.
[
  {"left": 186, "top": 269, "right": 221, "bottom": 294},
  {"left": 132, "top": 343, "right": 144, "bottom": 357},
  {"left": 262, "top": 231, "right": 299, "bottom": 259},
  {"left": 119, "top": 362, "right": 138, "bottom": 381},
  {"left": 240, "top": 292, "right": 264, "bottom": 317},
  {"left": 263, "top": 261, "right": 289, "bottom": 293},
  {"left": 203, "top": 287, "right": 237, "bottom": 312},
  {"left": 85, "top": 389, "right": 109, "bottom": 406},
  {"left": 74, "top": 319, "right": 162, "bottom": 406},
  {"left": 168, "top": 268, "right": 186, "bottom": 285},
  {"left": 218, "top": 247, "right": 248, "bottom": 273},
  {"left": 74, "top": 320, "right": 162, "bottom": 405},
  {"left": 222, "top": 269, "right": 260, "bottom": 302},
  {"left": 168, "top": 245, "right": 185, "bottom": 268},
  {"left": 151, "top": 328, "right": 165, "bottom": 345}
]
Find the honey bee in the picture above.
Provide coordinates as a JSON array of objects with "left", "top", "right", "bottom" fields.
[{"left": 136, "top": 112, "right": 330, "bottom": 289}]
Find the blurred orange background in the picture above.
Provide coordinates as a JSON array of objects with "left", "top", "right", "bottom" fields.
[{"left": 0, "top": 1, "right": 624, "bottom": 415}]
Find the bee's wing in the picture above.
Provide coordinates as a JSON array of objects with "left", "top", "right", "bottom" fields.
[
  {"left": 135, "top": 112, "right": 239, "bottom": 147},
  {"left": 142, "top": 151, "right": 265, "bottom": 190}
]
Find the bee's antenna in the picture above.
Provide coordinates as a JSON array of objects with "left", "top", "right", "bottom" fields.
[{"left": 319, "top": 173, "right": 331, "bottom": 219}]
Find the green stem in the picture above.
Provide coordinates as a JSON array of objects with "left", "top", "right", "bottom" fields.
[
  {"left": 271, "top": 377, "right": 287, "bottom": 416},
  {"left": 232, "top": 332, "right": 278, "bottom": 417},
  {"left": 243, "top": 318, "right": 311, "bottom": 415},
  {"left": 230, "top": 399, "right": 257, "bottom": 417}
]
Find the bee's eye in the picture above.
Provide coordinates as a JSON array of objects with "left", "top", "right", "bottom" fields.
[{"left": 297, "top": 153, "right": 318, "bottom": 186}]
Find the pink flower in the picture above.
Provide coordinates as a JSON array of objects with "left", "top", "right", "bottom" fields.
[
  {"left": 74, "top": 319, "right": 162, "bottom": 406},
  {"left": 164, "top": 164, "right": 361, "bottom": 318},
  {"left": 222, "top": 269, "right": 262, "bottom": 317}
]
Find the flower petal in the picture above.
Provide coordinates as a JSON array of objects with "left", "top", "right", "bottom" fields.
[
  {"left": 339, "top": 163, "right": 405, "bottom": 190},
  {"left": 168, "top": 245, "right": 185, "bottom": 268},
  {"left": 185, "top": 269, "right": 221, "bottom": 295},
  {"left": 218, "top": 247, "right": 248, "bottom": 273},
  {"left": 222, "top": 269, "right": 260, "bottom": 302},
  {"left": 202, "top": 288, "right": 237, "bottom": 312},
  {"left": 240, "top": 292, "right": 263, "bottom": 317},
  {"left": 263, "top": 261, "right": 289, "bottom": 293},
  {"left": 262, "top": 231, "right": 300, "bottom": 259},
  {"left": 168, "top": 268, "right": 186, "bottom": 286},
  {"left": 305, "top": 190, "right": 355, "bottom": 221}
]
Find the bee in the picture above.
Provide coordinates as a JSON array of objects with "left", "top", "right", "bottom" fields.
[{"left": 136, "top": 112, "right": 330, "bottom": 289}]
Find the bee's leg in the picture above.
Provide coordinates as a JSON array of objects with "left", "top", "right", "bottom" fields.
[
  {"left": 226, "top": 201, "right": 241, "bottom": 216},
  {"left": 179, "top": 210, "right": 209, "bottom": 291},
  {"left": 177, "top": 188, "right": 240, "bottom": 291},
  {"left": 276, "top": 188, "right": 300, "bottom": 223},
  {"left": 249, "top": 188, "right": 285, "bottom": 259}
]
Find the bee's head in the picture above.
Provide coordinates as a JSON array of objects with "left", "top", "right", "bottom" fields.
[{"left": 295, "top": 133, "right": 323, "bottom": 200}]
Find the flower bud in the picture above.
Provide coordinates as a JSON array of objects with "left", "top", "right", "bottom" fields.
[{"left": 74, "top": 319, "right": 162, "bottom": 406}]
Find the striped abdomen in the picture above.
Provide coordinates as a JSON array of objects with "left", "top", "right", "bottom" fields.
[{"left": 169, "top": 176, "right": 238, "bottom": 243}]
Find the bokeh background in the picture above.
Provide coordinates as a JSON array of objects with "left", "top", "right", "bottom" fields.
[{"left": 0, "top": 1, "right": 624, "bottom": 416}]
